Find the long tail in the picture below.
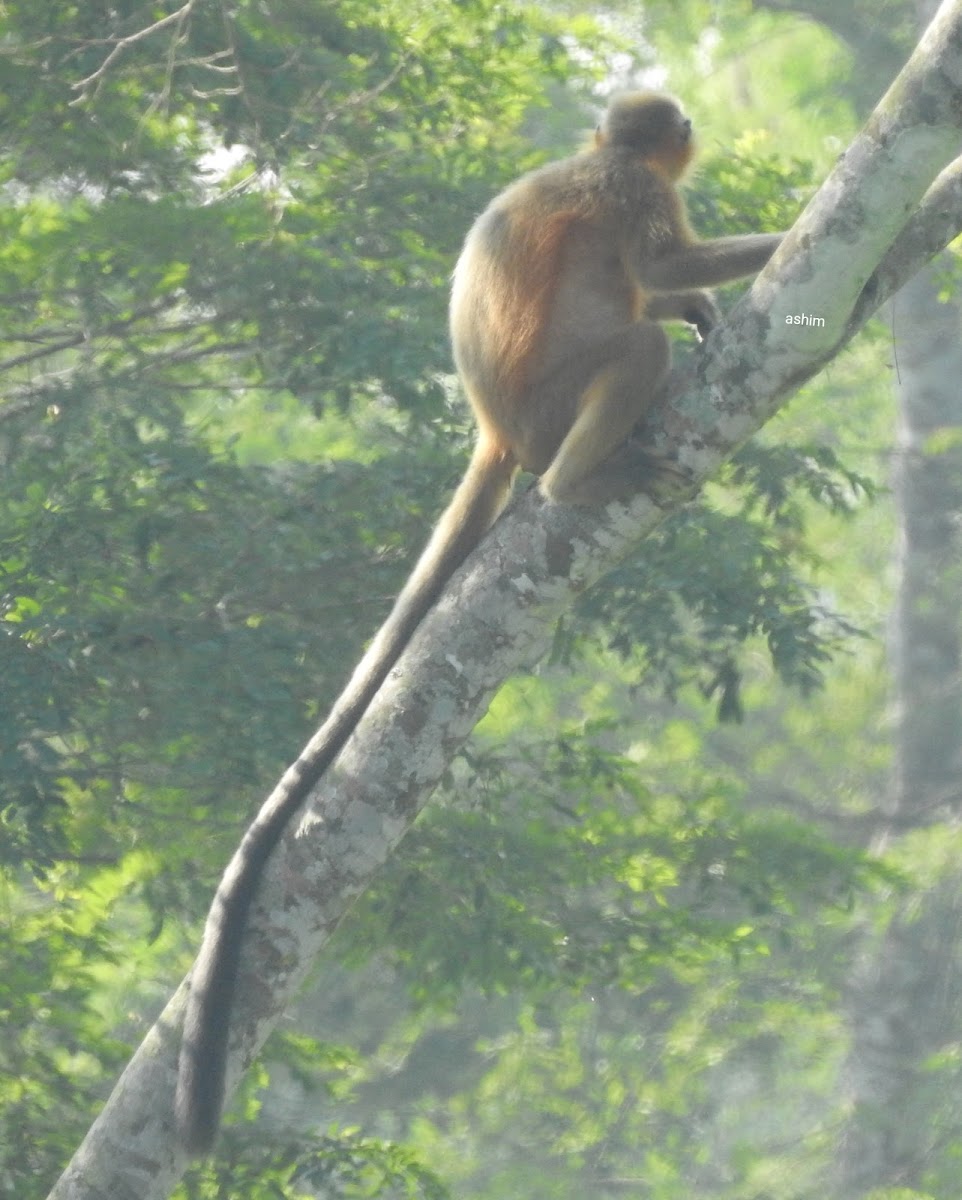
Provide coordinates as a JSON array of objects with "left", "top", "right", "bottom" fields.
[{"left": 175, "top": 435, "right": 517, "bottom": 1155}]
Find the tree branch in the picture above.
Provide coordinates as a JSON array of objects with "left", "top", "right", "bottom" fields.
[
  {"left": 848, "top": 154, "right": 962, "bottom": 330},
  {"left": 68, "top": 2, "right": 196, "bottom": 102}
]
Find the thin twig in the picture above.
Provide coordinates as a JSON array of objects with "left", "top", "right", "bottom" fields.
[{"left": 69, "top": 1, "right": 196, "bottom": 101}]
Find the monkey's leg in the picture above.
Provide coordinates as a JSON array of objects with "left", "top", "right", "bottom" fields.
[{"left": 539, "top": 321, "right": 671, "bottom": 504}]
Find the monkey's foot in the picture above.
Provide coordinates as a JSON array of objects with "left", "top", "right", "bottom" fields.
[{"left": 551, "top": 443, "right": 693, "bottom": 507}]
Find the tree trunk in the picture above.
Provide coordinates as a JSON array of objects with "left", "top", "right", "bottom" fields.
[{"left": 840, "top": 261, "right": 962, "bottom": 1195}]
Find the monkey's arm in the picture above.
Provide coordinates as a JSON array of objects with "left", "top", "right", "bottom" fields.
[{"left": 637, "top": 233, "right": 783, "bottom": 291}]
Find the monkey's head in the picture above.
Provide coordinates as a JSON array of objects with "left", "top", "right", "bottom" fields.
[{"left": 597, "top": 91, "right": 695, "bottom": 180}]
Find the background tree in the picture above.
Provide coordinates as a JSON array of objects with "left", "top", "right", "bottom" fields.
[{"left": 840, "top": 47, "right": 962, "bottom": 1200}]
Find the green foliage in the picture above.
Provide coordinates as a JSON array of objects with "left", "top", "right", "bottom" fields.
[
  {"left": 0, "top": 0, "right": 564, "bottom": 876},
  {"left": 0, "top": 874, "right": 132, "bottom": 1190},
  {"left": 0, "top": 0, "right": 575, "bottom": 1191},
  {"left": 178, "top": 1127, "right": 449, "bottom": 1200},
  {"left": 566, "top": 441, "right": 874, "bottom": 722},
  {"left": 321, "top": 715, "right": 885, "bottom": 1199},
  {"left": 348, "top": 725, "right": 880, "bottom": 1004},
  {"left": 0, "top": 0, "right": 566, "bottom": 431},
  {"left": 863, "top": 1192, "right": 937, "bottom": 1200},
  {"left": 690, "top": 141, "right": 816, "bottom": 241}
]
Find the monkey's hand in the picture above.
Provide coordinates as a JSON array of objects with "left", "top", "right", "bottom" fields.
[
  {"left": 647, "top": 289, "right": 720, "bottom": 341},
  {"left": 681, "top": 291, "right": 721, "bottom": 342}
]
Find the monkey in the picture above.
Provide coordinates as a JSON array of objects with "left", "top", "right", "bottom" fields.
[{"left": 175, "top": 90, "right": 785, "bottom": 1155}]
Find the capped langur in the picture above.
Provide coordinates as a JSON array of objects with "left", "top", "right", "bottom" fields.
[{"left": 176, "top": 90, "right": 785, "bottom": 1154}]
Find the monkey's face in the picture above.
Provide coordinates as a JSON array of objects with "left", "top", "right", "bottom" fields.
[{"left": 656, "top": 111, "right": 696, "bottom": 180}]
